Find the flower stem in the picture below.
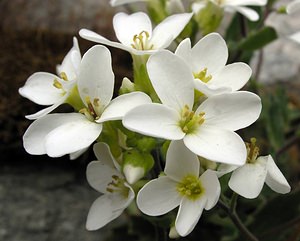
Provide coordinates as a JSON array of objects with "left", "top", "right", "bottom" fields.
[{"left": 218, "top": 199, "right": 259, "bottom": 241}]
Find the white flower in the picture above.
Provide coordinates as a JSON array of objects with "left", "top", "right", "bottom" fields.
[
  {"left": 19, "top": 37, "right": 81, "bottom": 120},
  {"left": 86, "top": 143, "right": 135, "bottom": 230},
  {"left": 23, "top": 45, "right": 151, "bottom": 157},
  {"left": 286, "top": 0, "right": 300, "bottom": 15},
  {"left": 123, "top": 50, "right": 262, "bottom": 165},
  {"left": 137, "top": 140, "right": 221, "bottom": 237},
  {"left": 192, "top": 0, "right": 267, "bottom": 21},
  {"left": 79, "top": 12, "right": 193, "bottom": 55},
  {"left": 227, "top": 155, "right": 291, "bottom": 199},
  {"left": 175, "top": 33, "right": 252, "bottom": 96},
  {"left": 217, "top": 139, "right": 291, "bottom": 199}
]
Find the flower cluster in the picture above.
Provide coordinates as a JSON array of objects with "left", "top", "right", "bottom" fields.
[{"left": 19, "top": 0, "right": 294, "bottom": 239}]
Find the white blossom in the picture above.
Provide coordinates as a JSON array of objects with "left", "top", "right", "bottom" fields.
[
  {"left": 23, "top": 45, "right": 151, "bottom": 157},
  {"left": 79, "top": 12, "right": 193, "bottom": 55},
  {"left": 137, "top": 140, "right": 220, "bottom": 237},
  {"left": 86, "top": 143, "right": 135, "bottom": 230},
  {"left": 123, "top": 50, "right": 262, "bottom": 165},
  {"left": 175, "top": 33, "right": 252, "bottom": 96}
]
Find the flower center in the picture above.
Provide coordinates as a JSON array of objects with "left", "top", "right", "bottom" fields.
[
  {"left": 79, "top": 96, "right": 103, "bottom": 121},
  {"left": 176, "top": 174, "right": 204, "bottom": 200},
  {"left": 106, "top": 175, "right": 129, "bottom": 197},
  {"left": 246, "top": 137, "right": 260, "bottom": 164},
  {"left": 53, "top": 72, "right": 69, "bottom": 94},
  {"left": 179, "top": 105, "right": 205, "bottom": 134},
  {"left": 131, "top": 31, "right": 154, "bottom": 50},
  {"left": 193, "top": 68, "right": 212, "bottom": 83}
]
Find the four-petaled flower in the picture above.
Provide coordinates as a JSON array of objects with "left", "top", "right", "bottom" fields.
[
  {"left": 192, "top": 0, "right": 267, "bottom": 21},
  {"left": 23, "top": 45, "right": 151, "bottom": 157},
  {"left": 79, "top": 11, "right": 193, "bottom": 55},
  {"left": 86, "top": 143, "right": 135, "bottom": 230},
  {"left": 19, "top": 37, "right": 81, "bottom": 120},
  {"left": 175, "top": 33, "right": 252, "bottom": 96},
  {"left": 123, "top": 50, "right": 262, "bottom": 165},
  {"left": 218, "top": 139, "right": 291, "bottom": 199},
  {"left": 137, "top": 140, "right": 221, "bottom": 237}
]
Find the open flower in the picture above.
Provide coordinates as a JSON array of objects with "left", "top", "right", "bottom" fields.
[
  {"left": 192, "top": 0, "right": 267, "bottom": 21},
  {"left": 175, "top": 33, "right": 252, "bottom": 96},
  {"left": 123, "top": 50, "right": 262, "bottom": 165},
  {"left": 86, "top": 143, "right": 135, "bottom": 230},
  {"left": 23, "top": 45, "right": 151, "bottom": 157},
  {"left": 19, "top": 37, "right": 81, "bottom": 119},
  {"left": 137, "top": 140, "right": 220, "bottom": 237},
  {"left": 79, "top": 12, "right": 193, "bottom": 55},
  {"left": 218, "top": 139, "right": 291, "bottom": 199}
]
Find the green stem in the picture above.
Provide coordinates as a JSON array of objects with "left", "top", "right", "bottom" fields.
[{"left": 218, "top": 199, "right": 259, "bottom": 241}]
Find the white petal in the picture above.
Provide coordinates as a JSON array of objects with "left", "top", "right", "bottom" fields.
[
  {"left": 137, "top": 176, "right": 181, "bottom": 216},
  {"left": 265, "top": 155, "right": 291, "bottom": 194},
  {"left": 78, "top": 45, "right": 114, "bottom": 110},
  {"left": 123, "top": 103, "right": 185, "bottom": 140},
  {"left": 197, "top": 91, "right": 262, "bottom": 131},
  {"left": 165, "top": 140, "right": 199, "bottom": 182},
  {"left": 45, "top": 115, "right": 102, "bottom": 157},
  {"left": 175, "top": 38, "right": 192, "bottom": 63},
  {"left": 199, "top": 170, "right": 220, "bottom": 210},
  {"left": 111, "top": 185, "right": 135, "bottom": 210},
  {"left": 93, "top": 142, "right": 121, "bottom": 171},
  {"left": 191, "top": 2, "right": 206, "bottom": 13},
  {"left": 69, "top": 147, "right": 88, "bottom": 160},
  {"left": 289, "top": 32, "right": 300, "bottom": 44},
  {"left": 86, "top": 195, "right": 115, "bottom": 230},
  {"left": 210, "top": 62, "right": 252, "bottom": 91},
  {"left": 150, "top": 13, "right": 193, "bottom": 49},
  {"left": 194, "top": 79, "right": 231, "bottom": 97},
  {"left": 19, "top": 72, "right": 64, "bottom": 105},
  {"left": 87, "top": 161, "right": 121, "bottom": 193},
  {"left": 216, "top": 163, "right": 239, "bottom": 177},
  {"left": 113, "top": 12, "right": 152, "bottom": 47},
  {"left": 225, "top": 0, "right": 267, "bottom": 6},
  {"left": 287, "top": 0, "right": 300, "bottom": 15},
  {"left": 191, "top": 33, "right": 228, "bottom": 75},
  {"left": 184, "top": 126, "right": 247, "bottom": 165},
  {"left": 110, "top": 0, "right": 147, "bottom": 6},
  {"left": 23, "top": 113, "right": 87, "bottom": 155},
  {"left": 25, "top": 99, "right": 66, "bottom": 120},
  {"left": 79, "top": 29, "right": 133, "bottom": 52},
  {"left": 229, "top": 6, "right": 259, "bottom": 21},
  {"left": 56, "top": 37, "right": 81, "bottom": 80},
  {"left": 147, "top": 50, "right": 194, "bottom": 110},
  {"left": 175, "top": 197, "right": 206, "bottom": 237},
  {"left": 229, "top": 158, "right": 268, "bottom": 199},
  {"left": 97, "top": 92, "right": 151, "bottom": 122}
]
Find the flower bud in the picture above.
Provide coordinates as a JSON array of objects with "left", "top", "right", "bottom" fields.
[{"left": 122, "top": 150, "right": 154, "bottom": 184}]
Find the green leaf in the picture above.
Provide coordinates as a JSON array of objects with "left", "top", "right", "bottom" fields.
[{"left": 238, "top": 27, "right": 278, "bottom": 51}]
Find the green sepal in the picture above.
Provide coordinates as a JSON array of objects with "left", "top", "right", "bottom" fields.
[
  {"left": 122, "top": 149, "right": 155, "bottom": 174},
  {"left": 195, "top": 1, "right": 224, "bottom": 35}
]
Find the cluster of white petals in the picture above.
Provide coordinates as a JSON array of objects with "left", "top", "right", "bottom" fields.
[
  {"left": 175, "top": 33, "right": 252, "bottom": 96},
  {"left": 19, "top": 37, "right": 81, "bottom": 120},
  {"left": 137, "top": 140, "right": 220, "bottom": 237},
  {"left": 79, "top": 12, "right": 193, "bottom": 55},
  {"left": 22, "top": 45, "right": 151, "bottom": 157},
  {"left": 123, "top": 49, "right": 262, "bottom": 165},
  {"left": 287, "top": 0, "right": 300, "bottom": 43},
  {"left": 19, "top": 8, "right": 293, "bottom": 239},
  {"left": 86, "top": 143, "right": 135, "bottom": 230}
]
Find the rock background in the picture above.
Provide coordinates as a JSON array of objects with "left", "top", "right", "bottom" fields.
[{"left": 0, "top": 0, "right": 299, "bottom": 240}]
